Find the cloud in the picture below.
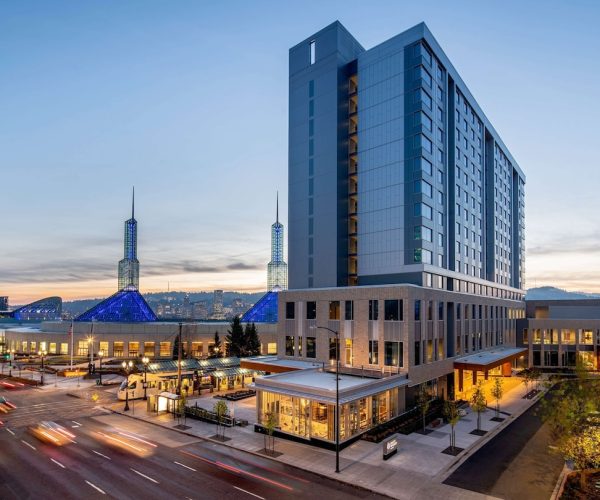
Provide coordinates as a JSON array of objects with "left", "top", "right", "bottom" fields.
[
  {"left": 0, "top": 257, "right": 263, "bottom": 284},
  {"left": 227, "top": 262, "right": 262, "bottom": 270}
]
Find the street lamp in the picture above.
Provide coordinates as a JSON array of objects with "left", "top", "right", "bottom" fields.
[
  {"left": 38, "top": 350, "right": 47, "bottom": 385},
  {"left": 9, "top": 349, "right": 15, "bottom": 377},
  {"left": 121, "top": 360, "right": 133, "bottom": 411},
  {"left": 311, "top": 325, "right": 341, "bottom": 473},
  {"left": 98, "top": 350, "right": 104, "bottom": 385},
  {"left": 142, "top": 356, "right": 149, "bottom": 400},
  {"left": 87, "top": 336, "right": 95, "bottom": 375}
]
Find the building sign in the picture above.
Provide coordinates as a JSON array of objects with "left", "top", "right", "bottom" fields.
[{"left": 383, "top": 436, "right": 398, "bottom": 460}]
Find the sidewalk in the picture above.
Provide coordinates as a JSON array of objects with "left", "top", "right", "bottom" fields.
[{"left": 101, "top": 378, "right": 540, "bottom": 500}]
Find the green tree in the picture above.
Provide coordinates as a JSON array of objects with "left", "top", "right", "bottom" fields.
[
  {"left": 213, "top": 400, "right": 229, "bottom": 440},
  {"left": 541, "top": 362, "right": 600, "bottom": 489},
  {"left": 264, "top": 410, "right": 277, "bottom": 455},
  {"left": 491, "top": 377, "right": 504, "bottom": 419},
  {"left": 470, "top": 381, "right": 487, "bottom": 432},
  {"left": 210, "top": 331, "right": 223, "bottom": 358},
  {"left": 245, "top": 323, "right": 261, "bottom": 356},
  {"left": 443, "top": 400, "right": 461, "bottom": 452},
  {"left": 226, "top": 317, "right": 245, "bottom": 357},
  {"left": 416, "top": 384, "right": 431, "bottom": 433},
  {"left": 172, "top": 335, "right": 187, "bottom": 360},
  {"left": 521, "top": 368, "right": 532, "bottom": 397}
]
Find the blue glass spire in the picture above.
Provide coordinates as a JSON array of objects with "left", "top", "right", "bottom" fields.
[
  {"left": 75, "top": 288, "right": 157, "bottom": 322},
  {"left": 241, "top": 290, "right": 278, "bottom": 323}
]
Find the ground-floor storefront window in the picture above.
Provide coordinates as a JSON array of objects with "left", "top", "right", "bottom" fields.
[{"left": 258, "top": 387, "right": 399, "bottom": 443}]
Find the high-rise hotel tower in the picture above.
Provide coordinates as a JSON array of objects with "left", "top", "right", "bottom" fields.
[
  {"left": 267, "top": 193, "right": 288, "bottom": 291},
  {"left": 254, "top": 22, "right": 528, "bottom": 446},
  {"left": 118, "top": 188, "right": 140, "bottom": 290},
  {"left": 288, "top": 22, "right": 525, "bottom": 296}
]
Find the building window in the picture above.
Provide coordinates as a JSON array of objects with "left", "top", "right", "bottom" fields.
[
  {"left": 414, "top": 180, "right": 433, "bottom": 198},
  {"left": 438, "top": 302, "right": 444, "bottom": 320},
  {"left": 306, "top": 301, "right": 317, "bottom": 320},
  {"left": 190, "top": 342, "right": 202, "bottom": 358},
  {"left": 414, "top": 248, "right": 432, "bottom": 264},
  {"left": 309, "top": 40, "right": 316, "bottom": 65},
  {"left": 159, "top": 342, "right": 171, "bottom": 357},
  {"left": 144, "top": 342, "right": 155, "bottom": 357},
  {"left": 344, "top": 301, "right": 354, "bottom": 320},
  {"left": 414, "top": 202, "right": 433, "bottom": 220},
  {"left": 414, "top": 225, "right": 433, "bottom": 242},
  {"left": 306, "top": 337, "right": 316, "bottom": 358},
  {"left": 286, "top": 302, "right": 295, "bottom": 319},
  {"left": 420, "top": 133, "right": 432, "bottom": 153},
  {"left": 96, "top": 341, "right": 108, "bottom": 357},
  {"left": 267, "top": 342, "right": 277, "bottom": 355},
  {"left": 285, "top": 336, "right": 295, "bottom": 356},
  {"left": 369, "top": 300, "right": 379, "bottom": 321},
  {"left": 414, "top": 300, "right": 421, "bottom": 321},
  {"left": 369, "top": 340, "right": 379, "bottom": 364},
  {"left": 49, "top": 343, "right": 57, "bottom": 354},
  {"left": 113, "top": 342, "right": 124, "bottom": 357},
  {"left": 329, "top": 301, "right": 340, "bottom": 320},
  {"left": 77, "top": 341, "right": 88, "bottom": 356},
  {"left": 414, "top": 341, "right": 421, "bottom": 365},
  {"left": 329, "top": 338, "right": 339, "bottom": 361},
  {"left": 384, "top": 300, "right": 402, "bottom": 321},
  {"left": 60, "top": 343, "right": 68, "bottom": 355},
  {"left": 420, "top": 157, "right": 433, "bottom": 176},
  {"left": 384, "top": 341, "right": 403, "bottom": 367},
  {"left": 128, "top": 342, "right": 139, "bottom": 357}
]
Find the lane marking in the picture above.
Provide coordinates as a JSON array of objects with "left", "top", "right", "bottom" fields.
[
  {"left": 21, "top": 440, "right": 36, "bottom": 450},
  {"left": 72, "top": 421, "right": 82, "bottom": 426},
  {"left": 174, "top": 461, "right": 196, "bottom": 471},
  {"left": 92, "top": 450, "right": 111, "bottom": 460},
  {"left": 51, "top": 458, "right": 66, "bottom": 469},
  {"left": 130, "top": 468, "right": 159, "bottom": 484},
  {"left": 85, "top": 480, "right": 106, "bottom": 495},
  {"left": 233, "top": 486, "right": 265, "bottom": 500},
  {"left": 5, "top": 428, "right": 15, "bottom": 435}
]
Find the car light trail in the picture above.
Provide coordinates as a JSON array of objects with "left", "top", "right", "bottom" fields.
[{"left": 180, "top": 450, "right": 294, "bottom": 492}]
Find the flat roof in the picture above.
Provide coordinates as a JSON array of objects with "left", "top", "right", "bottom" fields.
[
  {"left": 255, "top": 368, "right": 410, "bottom": 404},
  {"left": 454, "top": 347, "right": 527, "bottom": 367},
  {"left": 242, "top": 356, "right": 323, "bottom": 370}
]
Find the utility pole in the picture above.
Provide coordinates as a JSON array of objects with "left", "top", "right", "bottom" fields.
[{"left": 177, "top": 322, "right": 183, "bottom": 395}]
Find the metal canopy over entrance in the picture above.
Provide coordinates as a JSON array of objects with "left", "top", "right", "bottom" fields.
[{"left": 453, "top": 347, "right": 527, "bottom": 393}]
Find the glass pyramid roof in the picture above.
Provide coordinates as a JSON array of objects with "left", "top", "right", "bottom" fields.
[
  {"left": 75, "top": 288, "right": 157, "bottom": 322},
  {"left": 241, "top": 290, "right": 278, "bottom": 323}
]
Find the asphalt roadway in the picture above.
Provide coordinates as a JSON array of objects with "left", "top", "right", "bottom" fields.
[
  {"left": 0, "top": 384, "right": 383, "bottom": 500},
  {"left": 443, "top": 393, "right": 564, "bottom": 500}
]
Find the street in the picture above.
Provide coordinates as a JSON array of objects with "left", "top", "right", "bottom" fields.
[
  {"left": 0, "top": 385, "right": 382, "bottom": 499},
  {"left": 443, "top": 393, "right": 564, "bottom": 500}
]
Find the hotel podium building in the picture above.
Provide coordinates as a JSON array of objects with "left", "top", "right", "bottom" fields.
[{"left": 253, "top": 20, "right": 527, "bottom": 447}]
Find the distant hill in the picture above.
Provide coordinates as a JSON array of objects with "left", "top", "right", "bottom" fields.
[{"left": 526, "top": 286, "right": 600, "bottom": 301}]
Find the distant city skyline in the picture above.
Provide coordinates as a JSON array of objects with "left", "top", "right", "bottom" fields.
[{"left": 2, "top": 1, "right": 599, "bottom": 303}]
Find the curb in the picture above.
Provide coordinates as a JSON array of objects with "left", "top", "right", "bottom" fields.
[
  {"left": 100, "top": 405, "right": 393, "bottom": 499},
  {"left": 435, "top": 389, "right": 545, "bottom": 482}
]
